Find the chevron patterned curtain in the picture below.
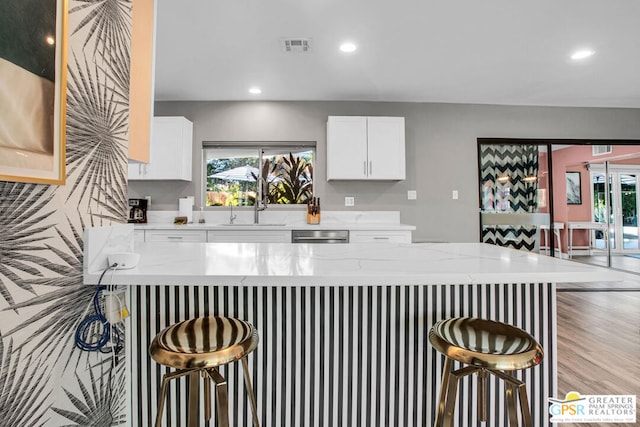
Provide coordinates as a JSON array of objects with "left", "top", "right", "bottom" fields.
[{"left": 480, "top": 144, "right": 540, "bottom": 251}]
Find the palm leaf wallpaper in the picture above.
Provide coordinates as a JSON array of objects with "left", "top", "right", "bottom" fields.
[{"left": 0, "top": 0, "right": 132, "bottom": 425}]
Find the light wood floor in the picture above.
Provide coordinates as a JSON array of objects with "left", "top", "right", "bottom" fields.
[
  {"left": 556, "top": 280, "right": 640, "bottom": 426},
  {"left": 571, "top": 253, "right": 640, "bottom": 275}
]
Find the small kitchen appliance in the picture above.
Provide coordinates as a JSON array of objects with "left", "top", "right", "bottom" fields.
[{"left": 128, "top": 198, "right": 148, "bottom": 223}]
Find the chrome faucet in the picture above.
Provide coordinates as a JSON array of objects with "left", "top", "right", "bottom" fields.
[
  {"left": 254, "top": 198, "right": 267, "bottom": 224},
  {"left": 254, "top": 175, "right": 268, "bottom": 224},
  {"left": 229, "top": 204, "right": 237, "bottom": 224},
  {"left": 254, "top": 150, "right": 268, "bottom": 224}
]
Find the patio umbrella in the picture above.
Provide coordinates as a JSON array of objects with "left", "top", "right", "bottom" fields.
[
  {"left": 209, "top": 165, "right": 281, "bottom": 206},
  {"left": 209, "top": 165, "right": 280, "bottom": 182},
  {"left": 208, "top": 166, "right": 260, "bottom": 206},
  {"left": 208, "top": 165, "right": 260, "bottom": 181}
]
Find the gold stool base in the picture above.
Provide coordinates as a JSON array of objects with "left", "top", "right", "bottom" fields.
[
  {"left": 434, "top": 360, "right": 533, "bottom": 427},
  {"left": 155, "top": 356, "right": 259, "bottom": 427}
]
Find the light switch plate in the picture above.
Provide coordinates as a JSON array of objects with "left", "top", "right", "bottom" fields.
[
  {"left": 407, "top": 190, "right": 417, "bottom": 200},
  {"left": 345, "top": 196, "right": 355, "bottom": 207},
  {"left": 452, "top": 190, "right": 459, "bottom": 200}
]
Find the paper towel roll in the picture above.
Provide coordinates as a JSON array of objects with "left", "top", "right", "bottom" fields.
[{"left": 178, "top": 197, "right": 194, "bottom": 223}]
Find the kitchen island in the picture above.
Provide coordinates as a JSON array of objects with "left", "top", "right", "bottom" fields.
[{"left": 83, "top": 226, "right": 621, "bottom": 427}]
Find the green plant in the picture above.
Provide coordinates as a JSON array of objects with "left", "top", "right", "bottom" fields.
[{"left": 271, "top": 153, "right": 313, "bottom": 204}]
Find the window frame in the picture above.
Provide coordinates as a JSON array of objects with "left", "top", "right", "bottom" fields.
[{"left": 202, "top": 141, "right": 316, "bottom": 208}]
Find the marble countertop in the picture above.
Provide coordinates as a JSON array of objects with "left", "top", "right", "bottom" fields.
[
  {"left": 84, "top": 241, "right": 622, "bottom": 286},
  {"left": 135, "top": 209, "right": 415, "bottom": 231},
  {"left": 133, "top": 223, "right": 416, "bottom": 231}
]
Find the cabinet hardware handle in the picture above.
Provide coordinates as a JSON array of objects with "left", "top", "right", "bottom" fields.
[
  {"left": 167, "top": 236, "right": 183, "bottom": 239},
  {"left": 373, "top": 237, "right": 390, "bottom": 240},
  {"left": 369, "top": 161, "right": 372, "bottom": 175},
  {"left": 364, "top": 161, "right": 367, "bottom": 175}
]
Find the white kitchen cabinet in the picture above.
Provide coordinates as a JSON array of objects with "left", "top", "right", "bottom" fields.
[
  {"left": 326, "top": 116, "right": 405, "bottom": 180},
  {"left": 128, "top": 116, "right": 193, "bottom": 181},
  {"left": 207, "top": 230, "right": 291, "bottom": 243},
  {"left": 349, "top": 230, "right": 412, "bottom": 243},
  {"left": 144, "top": 230, "right": 206, "bottom": 242},
  {"left": 134, "top": 229, "right": 146, "bottom": 244}
]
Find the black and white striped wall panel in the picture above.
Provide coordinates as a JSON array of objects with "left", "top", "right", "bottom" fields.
[{"left": 129, "top": 283, "right": 556, "bottom": 427}]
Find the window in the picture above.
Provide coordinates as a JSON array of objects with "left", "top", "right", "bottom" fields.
[{"left": 203, "top": 142, "right": 315, "bottom": 207}]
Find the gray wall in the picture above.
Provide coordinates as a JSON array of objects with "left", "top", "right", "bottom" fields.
[{"left": 129, "top": 101, "right": 640, "bottom": 243}]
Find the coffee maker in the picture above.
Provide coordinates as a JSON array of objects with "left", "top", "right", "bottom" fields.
[{"left": 128, "top": 198, "right": 148, "bottom": 223}]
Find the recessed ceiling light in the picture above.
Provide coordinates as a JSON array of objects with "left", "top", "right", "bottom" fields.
[
  {"left": 339, "top": 42, "right": 357, "bottom": 53},
  {"left": 570, "top": 49, "right": 595, "bottom": 60},
  {"left": 248, "top": 87, "right": 262, "bottom": 95}
]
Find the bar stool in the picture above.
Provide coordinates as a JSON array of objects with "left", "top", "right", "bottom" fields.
[
  {"left": 429, "top": 317, "right": 543, "bottom": 427},
  {"left": 149, "top": 316, "right": 260, "bottom": 427}
]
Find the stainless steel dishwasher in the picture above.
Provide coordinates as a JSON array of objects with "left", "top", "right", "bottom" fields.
[{"left": 291, "top": 229, "right": 349, "bottom": 244}]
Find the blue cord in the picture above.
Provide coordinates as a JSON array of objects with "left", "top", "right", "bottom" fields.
[{"left": 75, "top": 267, "right": 123, "bottom": 354}]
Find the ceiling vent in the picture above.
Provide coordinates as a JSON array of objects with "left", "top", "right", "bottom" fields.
[
  {"left": 592, "top": 145, "right": 612, "bottom": 156},
  {"left": 280, "top": 38, "right": 311, "bottom": 53}
]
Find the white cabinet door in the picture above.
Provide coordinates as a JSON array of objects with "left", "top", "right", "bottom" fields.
[
  {"left": 145, "top": 230, "right": 207, "bottom": 242},
  {"left": 207, "top": 230, "right": 291, "bottom": 243},
  {"left": 326, "top": 116, "right": 405, "bottom": 180},
  {"left": 367, "top": 117, "right": 405, "bottom": 180},
  {"left": 128, "top": 116, "right": 193, "bottom": 181},
  {"left": 134, "top": 229, "right": 146, "bottom": 244},
  {"left": 349, "top": 230, "right": 412, "bottom": 243},
  {"left": 326, "top": 116, "right": 368, "bottom": 180},
  {"left": 128, "top": 162, "right": 144, "bottom": 179}
]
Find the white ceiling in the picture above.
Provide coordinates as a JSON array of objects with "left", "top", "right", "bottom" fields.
[{"left": 153, "top": 0, "right": 640, "bottom": 108}]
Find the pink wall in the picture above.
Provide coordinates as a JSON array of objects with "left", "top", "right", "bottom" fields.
[{"left": 552, "top": 145, "right": 640, "bottom": 252}]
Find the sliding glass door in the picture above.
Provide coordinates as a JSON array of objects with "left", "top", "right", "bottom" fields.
[
  {"left": 591, "top": 166, "right": 640, "bottom": 253},
  {"left": 478, "top": 140, "right": 640, "bottom": 272},
  {"left": 620, "top": 173, "right": 638, "bottom": 251}
]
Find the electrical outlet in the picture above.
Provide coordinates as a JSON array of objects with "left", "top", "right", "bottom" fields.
[
  {"left": 452, "top": 190, "right": 459, "bottom": 200},
  {"left": 407, "top": 190, "right": 417, "bottom": 200},
  {"left": 108, "top": 252, "right": 140, "bottom": 269},
  {"left": 345, "top": 196, "right": 355, "bottom": 207},
  {"left": 145, "top": 195, "right": 151, "bottom": 206}
]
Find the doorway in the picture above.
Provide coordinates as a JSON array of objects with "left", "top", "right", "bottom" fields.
[
  {"left": 478, "top": 139, "right": 640, "bottom": 275},
  {"left": 478, "top": 141, "right": 552, "bottom": 253},
  {"left": 590, "top": 165, "right": 640, "bottom": 253}
]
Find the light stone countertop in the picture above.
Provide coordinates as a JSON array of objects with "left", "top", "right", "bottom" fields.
[
  {"left": 84, "top": 241, "right": 622, "bottom": 286},
  {"left": 133, "top": 223, "right": 416, "bottom": 231},
  {"left": 134, "top": 209, "right": 415, "bottom": 231}
]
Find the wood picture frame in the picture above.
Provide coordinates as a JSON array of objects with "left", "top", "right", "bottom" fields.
[
  {"left": 0, "top": 0, "right": 68, "bottom": 184},
  {"left": 566, "top": 171, "right": 582, "bottom": 205}
]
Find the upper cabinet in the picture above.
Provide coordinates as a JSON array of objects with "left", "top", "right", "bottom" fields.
[
  {"left": 128, "top": 0, "right": 157, "bottom": 163},
  {"left": 326, "top": 116, "right": 405, "bottom": 180},
  {"left": 128, "top": 116, "right": 193, "bottom": 181}
]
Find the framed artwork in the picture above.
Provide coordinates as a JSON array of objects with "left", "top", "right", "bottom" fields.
[
  {"left": 0, "top": 0, "right": 68, "bottom": 184},
  {"left": 566, "top": 171, "right": 582, "bottom": 205}
]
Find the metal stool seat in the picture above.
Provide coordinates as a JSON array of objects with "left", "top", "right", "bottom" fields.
[
  {"left": 149, "top": 316, "right": 260, "bottom": 427},
  {"left": 429, "top": 317, "right": 543, "bottom": 427}
]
